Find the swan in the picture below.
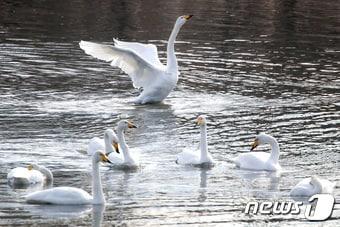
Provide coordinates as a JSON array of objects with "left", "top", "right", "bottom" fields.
[
  {"left": 29, "top": 164, "right": 53, "bottom": 185},
  {"left": 25, "top": 151, "right": 111, "bottom": 205},
  {"left": 176, "top": 115, "right": 214, "bottom": 166},
  {"left": 107, "top": 120, "right": 139, "bottom": 168},
  {"left": 8, "top": 164, "right": 53, "bottom": 187},
  {"left": 290, "top": 175, "right": 336, "bottom": 197},
  {"left": 87, "top": 129, "right": 120, "bottom": 155},
  {"left": 233, "top": 133, "right": 281, "bottom": 171},
  {"left": 79, "top": 15, "right": 193, "bottom": 104}
]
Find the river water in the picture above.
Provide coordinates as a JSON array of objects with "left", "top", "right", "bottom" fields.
[{"left": 0, "top": 0, "right": 339, "bottom": 226}]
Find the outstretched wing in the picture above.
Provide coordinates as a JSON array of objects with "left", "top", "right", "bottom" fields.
[
  {"left": 114, "top": 39, "right": 164, "bottom": 68},
  {"left": 79, "top": 41, "right": 163, "bottom": 89}
]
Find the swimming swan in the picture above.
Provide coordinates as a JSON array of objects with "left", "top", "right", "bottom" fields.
[
  {"left": 107, "top": 120, "right": 139, "bottom": 168},
  {"left": 234, "top": 133, "right": 281, "bottom": 171},
  {"left": 176, "top": 115, "right": 214, "bottom": 166},
  {"left": 290, "top": 175, "right": 336, "bottom": 197},
  {"left": 87, "top": 129, "right": 120, "bottom": 155},
  {"left": 79, "top": 15, "right": 193, "bottom": 104},
  {"left": 25, "top": 152, "right": 111, "bottom": 205},
  {"left": 8, "top": 164, "right": 53, "bottom": 187}
]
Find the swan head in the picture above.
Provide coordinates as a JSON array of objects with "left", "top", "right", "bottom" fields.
[
  {"left": 117, "top": 120, "right": 137, "bottom": 131},
  {"left": 310, "top": 175, "right": 321, "bottom": 185},
  {"left": 250, "top": 133, "right": 273, "bottom": 151},
  {"left": 93, "top": 151, "right": 112, "bottom": 164},
  {"left": 27, "top": 163, "right": 40, "bottom": 171},
  {"left": 196, "top": 115, "right": 207, "bottom": 126},
  {"left": 104, "top": 129, "right": 119, "bottom": 154},
  {"left": 176, "top": 15, "right": 193, "bottom": 27}
]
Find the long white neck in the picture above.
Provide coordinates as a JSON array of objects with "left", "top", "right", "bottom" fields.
[
  {"left": 38, "top": 166, "right": 53, "bottom": 185},
  {"left": 92, "top": 160, "right": 105, "bottom": 205},
  {"left": 92, "top": 204, "right": 105, "bottom": 227},
  {"left": 268, "top": 137, "right": 280, "bottom": 163},
  {"left": 117, "top": 128, "right": 134, "bottom": 163},
  {"left": 199, "top": 124, "right": 209, "bottom": 162},
  {"left": 166, "top": 22, "right": 181, "bottom": 73},
  {"left": 311, "top": 177, "right": 323, "bottom": 193},
  {"left": 104, "top": 136, "right": 115, "bottom": 155}
]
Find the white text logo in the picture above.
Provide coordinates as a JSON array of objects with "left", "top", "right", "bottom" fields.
[{"left": 244, "top": 194, "right": 335, "bottom": 221}]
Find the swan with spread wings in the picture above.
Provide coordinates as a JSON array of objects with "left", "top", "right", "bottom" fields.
[{"left": 79, "top": 15, "right": 193, "bottom": 104}]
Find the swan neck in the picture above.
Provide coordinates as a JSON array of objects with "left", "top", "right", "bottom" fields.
[
  {"left": 92, "top": 204, "right": 105, "bottom": 227},
  {"left": 92, "top": 159, "right": 105, "bottom": 204},
  {"left": 269, "top": 137, "right": 280, "bottom": 163},
  {"left": 39, "top": 166, "right": 53, "bottom": 185},
  {"left": 166, "top": 23, "right": 181, "bottom": 73},
  {"left": 311, "top": 178, "right": 323, "bottom": 192},
  {"left": 200, "top": 124, "right": 208, "bottom": 162},
  {"left": 104, "top": 136, "right": 115, "bottom": 155},
  {"left": 117, "top": 129, "right": 133, "bottom": 161}
]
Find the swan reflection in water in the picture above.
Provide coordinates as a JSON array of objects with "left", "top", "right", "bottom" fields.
[
  {"left": 198, "top": 168, "right": 208, "bottom": 202},
  {"left": 24, "top": 204, "right": 105, "bottom": 226},
  {"left": 25, "top": 204, "right": 91, "bottom": 218},
  {"left": 235, "top": 169, "right": 281, "bottom": 199}
]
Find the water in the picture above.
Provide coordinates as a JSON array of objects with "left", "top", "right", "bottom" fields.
[{"left": 0, "top": 0, "right": 339, "bottom": 225}]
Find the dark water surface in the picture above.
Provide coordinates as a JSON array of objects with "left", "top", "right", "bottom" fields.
[{"left": 0, "top": 0, "right": 339, "bottom": 226}]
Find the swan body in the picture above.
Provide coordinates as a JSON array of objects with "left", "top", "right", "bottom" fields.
[
  {"left": 176, "top": 115, "right": 214, "bottom": 166},
  {"left": 108, "top": 120, "right": 139, "bottom": 168},
  {"left": 176, "top": 148, "right": 214, "bottom": 166},
  {"left": 79, "top": 15, "right": 193, "bottom": 104},
  {"left": 290, "top": 176, "right": 336, "bottom": 197},
  {"left": 8, "top": 167, "right": 44, "bottom": 186},
  {"left": 88, "top": 137, "right": 105, "bottom": 155},
  {"left": 8, "top": 164, "right": 53, "bottom": 187},
  {"left": 26, "top": 151, "right": 111, "bottom": 205},
  {"left": 26, "top": 187, "right": 92, "bottom": 205},
  {"left": 234, "top": 133, "right": 281, "bottom": 171},
  {"left": 87, "top": 129, "right": 119, "bottom": 155}
]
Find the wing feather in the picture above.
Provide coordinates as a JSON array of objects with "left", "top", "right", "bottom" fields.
[
  {"left": 113, "top": 39, "right": 164, "bottom": 68},
  {"left": 79, "top": 41, "right": 162, "bottom": 89}
]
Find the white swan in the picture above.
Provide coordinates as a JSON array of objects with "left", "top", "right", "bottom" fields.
[
  {"left": 29, "top": 164, "right": 53, "bottom": 185},
  {"left": 176, "top": 115, "right": 214, "bottom": 166},
  {"left": 290, "top": 176, "right": 336, "bottom": 197},
  {"left": 233, "top": 133, "right": 281, "bottom": 171},
  {"left": 87, "top": 129, "right": 119, "bottom": 155},
  {"left": 79, "top": 15, "right": 193, "bottom": 104},
  {"left": 8, "top": 164, "right": 53, "bottom": 187},
  {"left": 25, "top": 151, "right": 111, "bottom": 205},
  {"left": 107, "top": 120, "right": 139, "bottom": 168}
]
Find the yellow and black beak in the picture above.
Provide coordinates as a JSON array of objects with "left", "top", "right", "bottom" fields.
[
  {"left": 27, "top": 164, "right": 33, "bottom": 171},
  {"left": 127, "top": 122, "right": 137, "bottom": 129},
  {"left": 183, "top": 15, "right": 193, "bottom": 20},
  {"left": 196, "top": 119, "right": 201, "bottom": 126},
  {"left": 250, "top": 139, "right": 259, "bottom": 151},
  {"left": 196, "top": 117, "right": 204, "bottom": 126},
  {"left": 100, "top": 153, "right": 112, "bottom": 164},
  {"left": 113, "top": 142, "right": 120, "bottom": 154}
]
